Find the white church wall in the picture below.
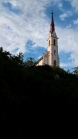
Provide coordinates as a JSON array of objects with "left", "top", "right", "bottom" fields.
[
  {"left": 47, "top": 45, "right": 51, "bottom": 52},
  {"left": 38, "top": 59, "right": 43, "bottom": 65},
  {"left": 44, "top": 56, "right": 48, "bottom": 65},
  {"left": 36, "top": 58, "right": 43, "bottom": 66},
  {"left": 48, "top": 52, "right": 50, "bottom": 65}
]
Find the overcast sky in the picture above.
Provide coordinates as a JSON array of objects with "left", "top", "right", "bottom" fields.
[{"left": 0, "top": 0, "right": 78, "bottom": 71}]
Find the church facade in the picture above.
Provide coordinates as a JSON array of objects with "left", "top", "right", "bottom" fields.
[{"left": 36, "top": 12, "right": 60, "bottom": 67}]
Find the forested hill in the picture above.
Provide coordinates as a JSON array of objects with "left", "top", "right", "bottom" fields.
[{"left": 0, "top": 47, "right": 78, "bottom": 136}]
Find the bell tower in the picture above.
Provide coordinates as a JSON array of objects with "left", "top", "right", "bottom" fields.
[
  {"left": 47, "top": 12, "right": 60, "bottom": 67},
  {"left": 36, "top": 12, "right": 60, "bottom": 67}
]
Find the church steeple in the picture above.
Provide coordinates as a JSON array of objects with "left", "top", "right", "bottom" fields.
[
  {"left": 36, "top": 12, "right": 60, "bottom": 67},
  {"left": 50, "top": 12, "right": 55, "bottom": 34}
]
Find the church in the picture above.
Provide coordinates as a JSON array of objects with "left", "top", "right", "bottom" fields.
[{"left": 36, "top": 12, "right": 60, "bottom": 67}]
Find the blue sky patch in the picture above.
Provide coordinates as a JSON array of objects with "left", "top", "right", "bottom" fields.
[
  {"left": 24, "top": 41, "right": 46, "bottom": 61},
  {"left": 2, "top": 2, "right": 20, "bottom": 14},
  {"left": 59, "top": 51, "right": 73, "bottom": 71}
]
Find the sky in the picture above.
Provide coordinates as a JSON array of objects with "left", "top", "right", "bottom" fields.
[{"left": 0, "top": 0, "right": 78, "bottom": 71}]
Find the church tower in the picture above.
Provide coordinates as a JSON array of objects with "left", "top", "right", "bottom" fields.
[
  {"left": 47, "top": 12, "right": 60, "bottom": 67},
  {"left": 36, "top": 12, "right": 60, "bottom": 67}
]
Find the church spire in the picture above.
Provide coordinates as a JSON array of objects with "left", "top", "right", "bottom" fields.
[{"left": 50, "top": 12, "right": 55, "bottom": 34}]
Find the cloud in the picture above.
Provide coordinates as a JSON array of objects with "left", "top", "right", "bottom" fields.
[
  {"left": 58, "top": 28, "right": 76, "bottom": 52},
  {"left": 2, "top": 2, "right": 21, "bottom": 14},
  {"left": 70, "top": 0, "right": 78, "bottom": 10},
  {"left": 58, "top": 2, "right": 63, "bottom": 10},
  {"left": 56, "top": 26, "right": 78, "bottom": 66},
  {"left": 59, "top": 11, "right": 72, "bottom": 21},
  {"left": 0, "top": 0, "right": 54, "bottom": 54},
  {"left": 73, "top": 18, "right": 78, "bottom": 24},
  {"left": 60, "top": 13, "right": 67, "bottom": 21},
  {"left": 0, "top": 0, "right": 64, "bottom": 54},
  {"left": 60, "top": 62, "right": 72, "bottom": 67},
  {"left": 70, "top": 52, "right": 78, "bottom": 66},
  {"left": 66, "top": 24, "right": 72, "bottom": 28}
]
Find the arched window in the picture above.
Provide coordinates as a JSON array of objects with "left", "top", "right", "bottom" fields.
[
  {"left": 54, "top": 50, "right": 56, "bottom": 55},
  {"left": 54, "top": 60, "right": 56, "bottom": 66},
  {"left": 49, "top": 40, "right": 50, "bottom": 46},
  {"left": 54, "top": 39, "right": 55, "bottom": 45}
]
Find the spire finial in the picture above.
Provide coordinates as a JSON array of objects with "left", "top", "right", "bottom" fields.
[{"left": 52, "top": 10, "right": 53, "bottom": 17}]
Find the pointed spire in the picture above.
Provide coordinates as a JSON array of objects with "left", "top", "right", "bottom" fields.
[{"left": 50, "top": 12, "right": 55, "bottom": 34}]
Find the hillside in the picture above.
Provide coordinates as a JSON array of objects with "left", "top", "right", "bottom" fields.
[{"left": 0, "top": 47, "right": 78, "bottom": 136}]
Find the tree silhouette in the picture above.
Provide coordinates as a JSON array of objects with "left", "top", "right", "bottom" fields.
[
  {"left": 24, "top": 57, "right": 36, "bottom": 67},
  {"left": 0, "top": 47, "right": 78, "bottom": 136}
]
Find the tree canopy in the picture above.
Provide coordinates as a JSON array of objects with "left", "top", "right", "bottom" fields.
[
  {"left": 0, "top": 47, "right": 78, "bottom": 136},
  {"left": 24, "top": 57, "right": 36, "bottom": 67}
]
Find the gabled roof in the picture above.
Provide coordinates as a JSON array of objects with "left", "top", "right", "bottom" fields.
[{"left": 37, "top": 56, "right": 43, "bottom": 63}]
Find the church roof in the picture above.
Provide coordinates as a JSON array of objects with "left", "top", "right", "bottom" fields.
[
  {"left": 37, "top": 56, "right": 43, "bottom": 63},
  {"left": 50, "top": 12, "right": 55, "bottom": 34}
]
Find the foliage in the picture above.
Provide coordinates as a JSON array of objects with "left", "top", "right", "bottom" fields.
[
  {"left": 73, "top": 66, "right": 78, "bottom": 75},
  {"left": 0, "top": 47, "right": 78, "bottom": 135},
  {"left": 24, "top": 57, "right": 36, "bottom": 67}
]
